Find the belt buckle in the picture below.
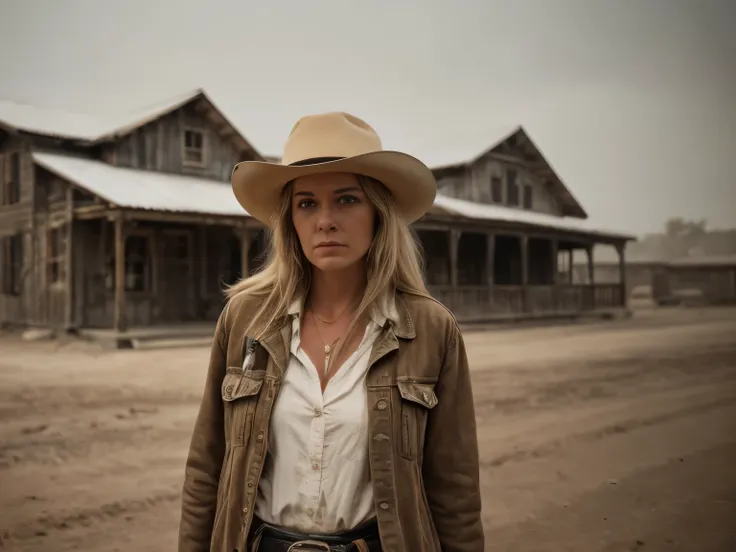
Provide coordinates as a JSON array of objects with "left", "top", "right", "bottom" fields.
[{"left": 287, "top": 539, "right": 331, "bottom": 552}]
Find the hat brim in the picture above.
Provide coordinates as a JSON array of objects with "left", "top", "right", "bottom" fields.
[{"left": 231, "top": 151, "right": 437, "bottom": 227}]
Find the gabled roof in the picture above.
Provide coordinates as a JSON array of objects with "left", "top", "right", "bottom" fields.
[
  {"left": 33, "top": 152, "right": 247, "bottom": 217},
  {"left": 430, "top": 125, "right": 588, "bottom": 220},
  {"left": 430, "top": 194, "right": 633, "bottom": 241},
  {"left": 0, "top": 89, "right": 262, "bottom": 159},
  {"left": 31, "top": 151, "right": 632, "bottom": 242}
]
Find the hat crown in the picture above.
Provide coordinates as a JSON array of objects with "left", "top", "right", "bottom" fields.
[{"left": 282, "top": 112, "right": 383, "bottom": 166}]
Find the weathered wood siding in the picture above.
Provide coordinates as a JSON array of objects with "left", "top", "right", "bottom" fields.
[
  {"left": 0, "top": 137, "right": 33, "bottom": 326},
  {"left": 435, "top": 153, "right": 563, "bottom": 216},
  {"left": 75, "top": 220, "right": 253, "bottom": 328},
  {"left": 668, "top": 266, "right": 736, "bottom": 304},
  {"left": 103, "top": 102, "right": 242, "bottom": 182}
]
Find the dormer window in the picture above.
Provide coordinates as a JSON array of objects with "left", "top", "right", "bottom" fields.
[{"left": 183, "top": 129, "right": 205, "bottom": 166}]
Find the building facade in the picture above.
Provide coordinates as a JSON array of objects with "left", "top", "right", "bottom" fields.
[{"left": 0, "top": 89, "right": 633, "bottom": 336}]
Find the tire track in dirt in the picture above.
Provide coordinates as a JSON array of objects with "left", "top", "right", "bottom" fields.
[
  {"left": 0, "top": 404, "right": 195, "bottom": 470},
  {"left": 481, "top": 395, "right": 736, "bottom": 468},
  {"left": 0, "top": 489, "right": 181, "bottom": 548},
  {"left": 470, "top": 345, "right": 736, "bottom": 415}
]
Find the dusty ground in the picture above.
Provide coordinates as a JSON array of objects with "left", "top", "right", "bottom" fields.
[{"left": 1, "top": 307, "right": 735, "bottom": 552}]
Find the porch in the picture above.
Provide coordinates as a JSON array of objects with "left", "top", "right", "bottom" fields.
[{"left": 415, "top": 216, "right": 630, "bottom": 322}]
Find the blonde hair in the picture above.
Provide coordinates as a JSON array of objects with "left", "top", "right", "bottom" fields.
[{"left": 225, "top": 175, "right": 432, "bottom": 351}]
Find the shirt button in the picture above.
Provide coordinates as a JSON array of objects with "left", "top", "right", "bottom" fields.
[
  {"left": 313, "top": 407, "right": 322, "bottom": 417},
  {"left": 312, "top": 463, "right": 320, "bottom": 471},
  {"left": 307, "top": 508, "right": 314, "bottom": 516},
  {"left": 242, "top": 507, "right": 249, "bottom": 514},
  {"left": 376, "top": 400, "right": 388, "bottom": 411}
]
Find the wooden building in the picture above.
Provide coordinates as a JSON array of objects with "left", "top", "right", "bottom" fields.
[
  {"left": 582, "top": 255, "right": 736, "bottom": 306},
  {"left": 0, "top": 89, "right": 633, "bottom": 339}
]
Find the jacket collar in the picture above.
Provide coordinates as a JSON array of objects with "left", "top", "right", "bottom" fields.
[{"left": 259, "top": 290, "right": 415, "bottom": 378}]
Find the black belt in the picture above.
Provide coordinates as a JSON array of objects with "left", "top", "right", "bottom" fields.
[{"left": 249, "top": 517, "right": 381, "bottom": 552}]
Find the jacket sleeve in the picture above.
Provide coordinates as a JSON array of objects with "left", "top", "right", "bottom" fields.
[
  {"left": 422, "top": 321, "right": 485, "bottom": 551},
  {"left": 178, "top": 309, "right": 228, "bottom": 552}
]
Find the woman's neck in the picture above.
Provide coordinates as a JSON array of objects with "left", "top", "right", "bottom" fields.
[{"left": 307, "top": 264, "right": 367, "bottom": 319}]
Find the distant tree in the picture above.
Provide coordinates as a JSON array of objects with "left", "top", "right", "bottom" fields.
[{"left": 663, "top": 217, "right": 708, "bottom": 258}]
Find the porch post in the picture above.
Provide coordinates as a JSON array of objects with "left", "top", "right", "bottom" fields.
[
  {"left": 586, "top": 244, "right": 595, "bottom": 309},
  {"left": 114, "top": 213, "right": 127, "bottom": 333},
  {"left": 550, "top": 238, "right": 559, "bottom": 285},
  {"left": 64, "top": 186, "right": 74, "bottom": 330},
  {"left": 240, "top": 227, "right": 251, "bottom": 279},
  {"left": 449, "top": 229, "right": 460, "bottom": 287},
  {"left": 616, "top": 242, "right": 627, "bottom": 308},
  {"left": 521, "top": 235, "right": 529, "bottom": 312},
  {"left": 486, "top": 232, "right": 495, "bottom": 286},
  {"left": 568, "top": 247, "right": 574, "bottom": 283}
]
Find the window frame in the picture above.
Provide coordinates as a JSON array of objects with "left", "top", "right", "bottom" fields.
[
  {"left": 1, "top": 233, "right": 23, "bottom": 295},
  {"left": 1, "top": 152, "right": 21, "bottom": 206},
  {"left": 47, "top": 225, "right": 65, "bottom": 286},
  {"left": 182, "top": 128, "right": 206, "bottom": 167}
]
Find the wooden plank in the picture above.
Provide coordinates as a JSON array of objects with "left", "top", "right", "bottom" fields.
[
  {"left": 617, "top": 242, "right": 627, "bottom": 307},
  {"left": 486, "top": 233, "right": 495, "bottom": 286},
  {"left": 521, "top": 235, "right": 529, "bottom": 311},
  {"left": 64, "top": 186, "right": 74, "bottom": 329},
  {"left": 239, "top": 227, "right": 250, "bottom": 279},
  {"left": 449, "top": 229, "right": 460, "bottom": 288},
  {"left": 114, "top": 214, "right": 126, "bottom": 332}
]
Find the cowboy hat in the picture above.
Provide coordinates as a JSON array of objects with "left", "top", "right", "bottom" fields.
[{"left": 231, "top": 112, "right": 437, "bottom": 227}]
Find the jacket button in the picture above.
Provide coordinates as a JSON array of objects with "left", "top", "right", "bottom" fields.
[
  {"left": 242, "top": 507, "right": 249, "bottom": 514},
  {"left": 379, "top": 502, "right": 389, "bottom": 510},
  {"left": 376, "top": 400, "right": 388, "bottom": 411},
  {"left": 247, "top": 480, "right": 254, "bottom": 488},
  {"left": 225, "top": 385, "right": 234, "bottom": 397},
  {"left": 257, "top": 434, "right": 264, "bottom": 441}
]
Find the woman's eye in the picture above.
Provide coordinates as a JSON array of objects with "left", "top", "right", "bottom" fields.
[
  {"left": 338, "top": 195, "right": 359, "bottom": 204},
  {"left": 297, "top": 199, "right": 315, "bottom": 209}
]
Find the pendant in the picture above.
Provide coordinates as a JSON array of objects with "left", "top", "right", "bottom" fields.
[{"left": 324, "top": 344, "right": 331, "bottom": 354}]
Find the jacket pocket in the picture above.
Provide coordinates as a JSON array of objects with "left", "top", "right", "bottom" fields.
[
  {"left": 397, "top": 378, "right": 438, "bottom": 461},
  {"left": 221, "top": 367, "right": 265, "bottom": 446}
]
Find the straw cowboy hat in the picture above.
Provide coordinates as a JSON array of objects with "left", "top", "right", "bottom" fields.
[{"left": 231, "top": 112, "right": 437, "bottom": 227}]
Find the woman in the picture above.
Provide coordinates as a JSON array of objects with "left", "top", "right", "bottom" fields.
[{"left": 178, "top": 112, "right": 484, "bottom": 552}]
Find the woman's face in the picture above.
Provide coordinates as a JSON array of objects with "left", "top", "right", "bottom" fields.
[{"left": 291, "top": 172, "right": 376, "bottom": 273}]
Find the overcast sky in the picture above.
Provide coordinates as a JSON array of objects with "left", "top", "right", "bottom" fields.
[{"left": 0, "top": 0, "right": 734, "bottom": 235}]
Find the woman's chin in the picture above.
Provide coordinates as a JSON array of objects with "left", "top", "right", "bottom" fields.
[{"left": 311, "top": 256, "right": 360, "bottom": 273}]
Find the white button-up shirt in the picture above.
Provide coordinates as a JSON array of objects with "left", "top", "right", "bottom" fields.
[{"left": 254, "top": 293, "right": 399, "bottom": 533}]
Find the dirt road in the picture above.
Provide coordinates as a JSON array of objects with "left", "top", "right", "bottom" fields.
[{"left": 1, "top": 308, "right": 734, "bottom": 551}]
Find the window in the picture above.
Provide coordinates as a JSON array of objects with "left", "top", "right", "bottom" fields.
[
  {"left": 2, "top": 153, "right": 21, "bottom": 205},
  {"left": 104, "top": 234, "right": 151, "bottom": 293},
  {"left": 506, "top": 169, "right": 519, "bottom": 206},
  {"left": 47, "top": 226, "right": 64, "bottom": 284},
  {"left": 491, "top": 176, "right": 503, "bottom": 203},
  {"left": 183, "top": 129, "right": 205, "bottom": 166},
  {"left": 522, "top": 184, "right": 533, "bottom": 209},
  {"left": 125, "top": 236, "right": 149, "bottom": 292},
  {"left": 1, "top": 233, "right": 23, "bottom": 295}
]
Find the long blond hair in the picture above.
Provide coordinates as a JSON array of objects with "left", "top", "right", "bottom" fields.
[{"left": 225, "top": 174, "right": 432, "bottom": 348}]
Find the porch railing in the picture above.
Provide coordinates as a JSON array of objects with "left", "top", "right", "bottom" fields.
[{"left": 427, "top": 284, "right": 623, "bottom": 320}]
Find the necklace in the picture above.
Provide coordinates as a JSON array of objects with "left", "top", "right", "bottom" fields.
[
  {"left": 310, "top": 312, "right": 342, "bottom": 374},
  {"left": 311, "top": 300, "right": 355, "bottom": 325}
]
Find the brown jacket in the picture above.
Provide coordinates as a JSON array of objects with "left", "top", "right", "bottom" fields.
[{"left": 178, "top": 291, "right": 484, "bottom": 552}]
